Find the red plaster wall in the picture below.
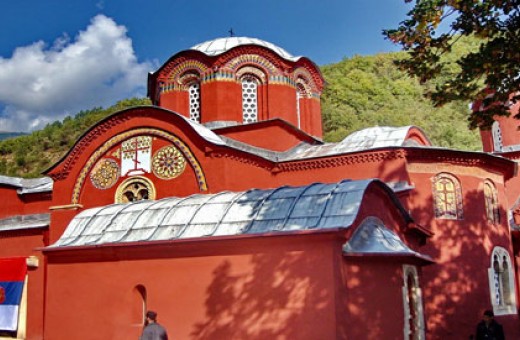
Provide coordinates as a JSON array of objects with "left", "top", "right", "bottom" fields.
[
  {"left": 407, "top": 168, "right": 520, "bottom": 339},
  {"left": 200, "top": 82, "right": 241, "bottom": 123},
  {"left": 0, "top": 187, "right": 51, "bottom": 219},
  {"left": 480, "top": 129, "right": 494, "bottom": 152},
  {"left": 215, "top": 124, "right": 314, "bottom": 152},
  {"left": 342, "top": 259, "right": 406, "bottom": 339},
  {"left": 267, "top": 84, "right": 297, "bottom": 124},
  {"left": 297, "top": 97, "right": 323, "bottom": 138},
  {"left": 159, "top": 91, "right": 189, "bottom": 119},
  {"left": 44, "top": 235, "right": 338, "bottom": 340}
]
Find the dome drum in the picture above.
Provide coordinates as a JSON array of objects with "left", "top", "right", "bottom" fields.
[{"left": 148, "top": 37, "right": 324, "bottom": 138}]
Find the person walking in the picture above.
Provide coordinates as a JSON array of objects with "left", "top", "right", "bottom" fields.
[
  {"left": 475, "top": 310, "right": 505, "bottom": 340},
  {"left": 140, "top": 310, "right": 168, "bottom": 340}
]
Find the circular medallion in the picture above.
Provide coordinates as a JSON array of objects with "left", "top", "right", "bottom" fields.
[
  {"left": 90, "top": 158, "right": 120, "bottom": 189},
  {"left": 152, "top": 145, "right": 186, "bottom": 180}
]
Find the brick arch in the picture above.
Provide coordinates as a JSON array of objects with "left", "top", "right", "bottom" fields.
[
  {"left": 236, "top": 65, "right": 267, "bottom": 82},
  {"left": 158, "top": 60, "right": 208, "bottom": 94},
  {"left": 169, "top": 60, "right": 208, "bottom": 79},
  {"left": 71, "top": 128, "right": 207, "bottom": 204},
  {"left": 292, "top": 67, "right": 318, "bottom": 94},
  {"left": 225, "top": 54, "right": 280, "bottom": 76}
]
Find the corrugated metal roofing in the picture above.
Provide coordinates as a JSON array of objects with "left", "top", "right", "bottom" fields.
[
  {"left": 191, "top": 37, "right": 300, "bottom": 61},
  {"left": 51, "top": 179, "right": 379, "bottom": 248},
  {"left": 0, "top": 175, "right": 53, "bottom": 194},
  {"left": 0, "top": 213, "right": 50, "bottom": 232}
]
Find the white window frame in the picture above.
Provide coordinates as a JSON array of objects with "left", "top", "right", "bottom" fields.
[
  {"left": 402, "top": 265, "right": 425, "bottom": 340},
  {"left": 491, "top": 121, "right": 503, "bottom": 152},
  {"left": 488, "top": 246, "right": 517, "bottom": 315}
]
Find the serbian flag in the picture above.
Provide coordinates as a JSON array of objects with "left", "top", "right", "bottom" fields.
[{"left": 0, "top": 258, "right": 26, "bottom": 331}]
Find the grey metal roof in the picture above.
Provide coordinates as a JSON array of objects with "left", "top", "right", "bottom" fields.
[
  {"left": 284, "top": 126, "right": 426, "bottom": 160},
  {"left": 0, "top": 175, "right": 53, "bottom": 194},
  {"left": 212, "top": 125, "right": 431, "bottom": 162},
  {"left": 190, "top": 37, "right": 300, "bottom": 61},
  {"left": 340, "top": 126, "right": 415, "bottom": 150},
  {"left": 50, "top": 179, "right": 385, "bottom": 248},
  {"left": 343, "top": 216, "right": 432, "bottom": 262},
  {"left": 0, "top": 213, "right": 50, "bottom": 232},
  {"left": 179, "top": 115, "right": 226, "bottom": 145}
]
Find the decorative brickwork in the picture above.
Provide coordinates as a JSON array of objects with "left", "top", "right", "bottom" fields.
[
  {"left": 71, "top": 128, "right": 207, "bottom": 204},
  {"left": 226, "top": 54, "right": 279, "bottom": 76},
  {"left": 90, "top": 158, "right": 120, "bottom": 189},
  {"left": 152, "top": 145, "right": 187, "bottom": 180},
  {"left": 47, "top": 113, "right": 134, "bottom": 181}
]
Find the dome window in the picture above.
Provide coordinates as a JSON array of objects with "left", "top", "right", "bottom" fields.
[{"left": 241, "top": 76, "right": 259, "bottom": 123}]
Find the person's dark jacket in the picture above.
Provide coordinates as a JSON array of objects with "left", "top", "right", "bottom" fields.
[
  {"left": 140, "top": 322, "right": 168, "bottom": 340},
  {"left": 475, "top": 319, "right": 505, "bottom": 340}
]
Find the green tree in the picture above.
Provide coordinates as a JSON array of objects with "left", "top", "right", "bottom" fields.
[
  {"left": 0, "top": 97, "right": 150, "bottom": 178},
  {"left": 384, "top": 0, "right": 520, "bottom": 128},
  {"left": 320, "top": 52, "right": 480, "bottom": 149}
]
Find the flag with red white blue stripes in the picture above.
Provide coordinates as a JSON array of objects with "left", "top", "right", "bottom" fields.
[{"left": 0, "top": 258, "right": 26, "bottom": 332}]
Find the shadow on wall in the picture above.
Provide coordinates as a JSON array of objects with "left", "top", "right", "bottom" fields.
[
  {"left": 409, "top": 187, "right": 514, "bottom": 338},
  {"left": 190, "top": 250, "right": 332, "bottom": 340}
]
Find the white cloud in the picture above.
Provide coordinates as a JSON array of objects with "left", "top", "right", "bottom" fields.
[{"left": 0, "top": 15, "right": 153, "bottom": 132}]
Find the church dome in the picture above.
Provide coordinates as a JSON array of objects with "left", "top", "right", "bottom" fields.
[{"left": 190, "top": 36, "right": 300, "bottom": 61}]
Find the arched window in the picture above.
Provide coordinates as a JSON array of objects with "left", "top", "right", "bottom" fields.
[
  {"left": 432, "top": 173, "right": 463, "bottom": 220},
  {"left": 488, "top": 247, "right": 516, "bottom": 315},
  {"left": 295, "top": 78, "right": 312, "bottom": 130},
  {"left": 483, "top": 180, "right": 500, "bottom": 225},
  {"left": 402, "top": 265, "right": 425, "bottom": 340},
  {"left": 491, "top": 121, "right": 503, "bottom": 152},
  {"left": 132, "top": 285, "right": 147, "bottom": 326},
  {"left": 115, "top": 176, "right": 156, "bottom": 203},
  {"left": 188, "top": 82, "right": 201, "bottom": 123},
  {"left": 296, "top": 84, "right": 306, "bottom": 129},
  {"left": 241, "top": 76, "right": 259, "bottom": 123},
  {"left": 179, "top": 72, "right": 202, "bottom": 123}
]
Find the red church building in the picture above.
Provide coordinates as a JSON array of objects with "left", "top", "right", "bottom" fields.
[{"left": 1, "top": 36, "right": 520, "bottom": 339}]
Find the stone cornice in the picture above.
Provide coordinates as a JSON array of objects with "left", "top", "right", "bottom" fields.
[
  {"left": 405, "top": 148, "right": 516, "bottom": 180},
  {"left": 277, "top": 150, "right": 407, "bottom": 172}
]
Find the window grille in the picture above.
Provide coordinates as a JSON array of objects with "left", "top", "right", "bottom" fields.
[
  {"left": 432, "top": 174, "right": 463, "bottom": 220},
  {"left": 242, "top": 78, "right": 258, "bottom": 123},
  {"left": 189, "top": 82, "right": 201, "bottom": 123}
]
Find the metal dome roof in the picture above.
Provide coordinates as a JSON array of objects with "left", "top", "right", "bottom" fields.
[{"left": 190, "top": 36, "right": 300, "bottom": 61}]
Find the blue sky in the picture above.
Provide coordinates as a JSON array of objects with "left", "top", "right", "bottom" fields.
[{"left": 0, "top": 0, "right": 412, "bottom": 132}]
